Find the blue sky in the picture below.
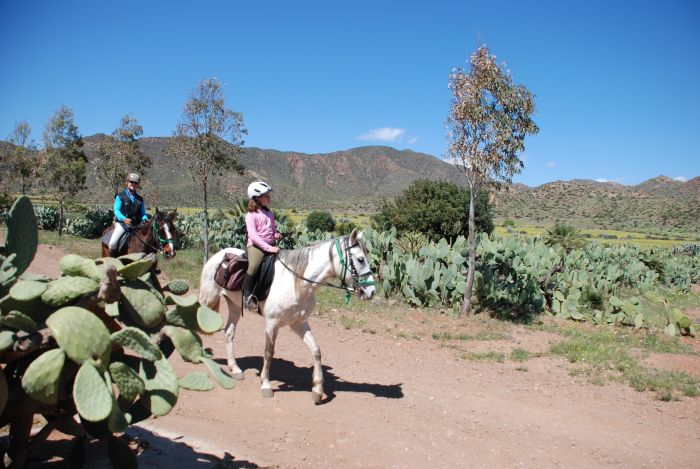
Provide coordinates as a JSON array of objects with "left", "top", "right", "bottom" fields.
[{"left": 1, "top": 0, "right": 698, "bottom": 186}]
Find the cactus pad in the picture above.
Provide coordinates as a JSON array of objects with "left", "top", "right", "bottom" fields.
[
  {"left": 117, "top": 254, "right": 156, "bottom": 280},
  {"left": 9, "top": 280, "right": 47, "bottom": 302},
  {"left": 41, "top": 276, "right": 99, "bottom": 307},
  {"left": 0, "top": 330, "right": 16, "bottom": 352},
  {"left": 139, "top": 357, "right": 179, "bottom": 416},
  {"left": 163, "top": 326, "right": 203, "bottom": 363},
  {"left": 200, "top": 357, "right": 235, "bottom": 389},
  {"left": 60, "top": 254, "right": 102, "bottom": 281},
  {"left": 0, "top": 310, "right": 38, "bottom": 332},
  {"left": 21, "top": 348, "right": 66, "bottom": 404},
  {"left": 95, "top": 257, "right": 124, "bottom": 269},
  {"left": 109, "top": 361, "right": 145, "bottom": 403},
  {"left": 197, "top": 305, "right": 223, "bottom": 333},
  {"left": 120, "top": 280, "right": 165, "bottom": 328},
  {"left": 171, "top": 294, "right": 198, "bottom": 308},
  {"left": 4, "top": 196, "right": 38, "bottom": 276},
  {"left": 0, "top": 254, "right": 18, "bottom": 295},
  {"left": 118, "top": 253, "right": 145, "bottom": 263},
  {"left": 165, "top": 306, "right": 198, "bottom": 330},
  {"left": 46, "top": 307, "right": 111, "bottom": 365},
  {"left": 73, "top": 361, "right": 113, "bottom": 422},
  {"left": 110, "top": 327, "right": 162, "bottom": 362},
  {"left": 105, "top": 302, "right": 119, "bottom": 317},
  {"left": 164, "top": 279, "right": 189, "bottom": 295},
  {"left": 179, "top": 372, "right": 214, "bottom": 391}
]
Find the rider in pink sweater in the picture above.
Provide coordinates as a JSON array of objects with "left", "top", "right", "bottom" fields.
[{"left": 243, "top": 181, "right": 281, "bottom": 310}]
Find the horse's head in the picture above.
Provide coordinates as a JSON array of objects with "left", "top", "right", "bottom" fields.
[
  {"left": 342, "top": 229, "right": 376, "bottom": 300},
  {"left": 154, "top": 208, "right": 178, "bottom": 259}
]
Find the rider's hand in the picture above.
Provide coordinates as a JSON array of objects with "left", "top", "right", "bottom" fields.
[
  {"left": 270, "top": 246, "right": 280, "bottom": 254},
  {"left": 274, "top": 233, "right": 282, "bottom": 240},
  {"left": 124, "top": 218, "right": 132, "bottom": 225}
]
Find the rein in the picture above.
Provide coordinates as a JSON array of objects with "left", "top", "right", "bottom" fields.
[
  {"left": 277, "top": 237, "right": 376, "bottom": 304},
  {"left": 131, "top": 220, "right": 173, "bottom": 254}
]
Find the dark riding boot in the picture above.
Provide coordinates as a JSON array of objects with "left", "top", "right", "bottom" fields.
[
  {"left": 108, "top": 248, "right": 118, "bottom": 258},
  {"left": 242, "top": 273, "right": 258, "bottom": 311}
]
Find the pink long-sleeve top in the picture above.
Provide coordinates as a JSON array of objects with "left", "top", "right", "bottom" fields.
[{"left": 245, "top": 209, "right": 277, "bottom": 252}]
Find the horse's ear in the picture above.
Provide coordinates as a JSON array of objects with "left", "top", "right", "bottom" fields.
[
  {"left": 155, "top": 207, "right": 160, "bottom": 215},
  {"left": 349, "top": 228, "right": 358, "bottom": 244},
  {"left": 170, "top": 209, "right": 178, "bottom": 219}
]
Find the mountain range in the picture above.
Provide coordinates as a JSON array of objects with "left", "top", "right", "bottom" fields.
[{"left": 1, "top": 136, "right": 698, "bottom": 233}]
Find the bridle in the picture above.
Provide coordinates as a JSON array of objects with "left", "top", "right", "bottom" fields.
[
  {"left": 277, "top": 236, "right": 376, "bottom": 303},
  {"left": 132, "top": 218, "right": 175, "bottom": 256}
]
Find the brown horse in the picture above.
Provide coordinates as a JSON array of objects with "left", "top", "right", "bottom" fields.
[{"left": 101, "top": 208, "right": 178, "bottom": 258}]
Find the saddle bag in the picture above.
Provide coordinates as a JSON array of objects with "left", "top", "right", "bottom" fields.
[{"left": 214, "top": 253, "right": 248, "bottom": 291}]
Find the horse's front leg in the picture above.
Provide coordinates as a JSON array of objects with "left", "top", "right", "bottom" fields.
[
  {"left": 291, "top": 320, "right": 324, "bottom": 404},
  {"left": 223, "top": 294, "right": 244, "bottom": 379},
  {"left": 260, "top": 322, "right": 279, "bottom": 398}
]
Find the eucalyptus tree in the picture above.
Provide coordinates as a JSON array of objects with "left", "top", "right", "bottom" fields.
[
  {"left": 170, "top": 78, "right": 246, "bottom": 260},
  {"left": 41, "top": 105, "right": 87, "bottom": 235},
  {"left": 94, "top": 114, "right": 150, "bottom": 198},
  {"left": 447, "top": 46, "right": 539, "bottom": 315},
  {"left": 6, "top": 120, "right": 36, "bottom": 195}
]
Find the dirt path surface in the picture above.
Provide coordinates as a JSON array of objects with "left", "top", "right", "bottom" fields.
[{"left": 20, "top": 245, "right": 700, "bottom": 468}]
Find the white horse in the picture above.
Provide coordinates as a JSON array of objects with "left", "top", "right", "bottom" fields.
[{"left": 199, "top": 229, "right": 376, "bottom": 404}]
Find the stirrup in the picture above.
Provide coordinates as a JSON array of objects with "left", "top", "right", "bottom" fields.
[{"left": 244, "top": 294, "right": 258, "bottom": 312}]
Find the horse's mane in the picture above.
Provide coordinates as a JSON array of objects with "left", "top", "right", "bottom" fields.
[{"left": 277, "top": 238, "right": 334, "bottom": 273}]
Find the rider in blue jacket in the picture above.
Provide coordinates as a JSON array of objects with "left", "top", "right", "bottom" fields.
[{"left": 108, "top": 172, "right": 148, "bottom": 257}]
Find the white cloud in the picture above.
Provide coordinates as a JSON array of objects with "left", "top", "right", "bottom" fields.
[
  {"left": 595, "top": 178, "right": 611, "bottom": 183},
  {"left": 545, "top": 161, "right": 556, "bottom": 168},
  {"left": 407, "top": 136, "right": 418, "bottom": 144},
  {"left": 356, "top": 127, "right": 406, "bottom": 142},
  {"left": 673, "top": 176, "right": 688, "bottom": 182}
]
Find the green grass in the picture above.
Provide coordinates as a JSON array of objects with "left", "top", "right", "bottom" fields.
[
  {"left": 461, "top": 351, "right": 506, "bottom": 362},
  {"left": 510, "top": 348, "right": 532, "bottom": 362},
  {"left": 550, "top": 327, "right": 700, "bottom": 400},
  {"left": 494, "top": 223, "right": 697, "bottom": 249},
  {"left": 158, "top": 249, "right": 205, "bottom": 289}
]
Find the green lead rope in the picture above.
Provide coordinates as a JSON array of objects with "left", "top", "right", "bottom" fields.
[{"left": 335, "top": 240, "right": 352, "bottom": 304}]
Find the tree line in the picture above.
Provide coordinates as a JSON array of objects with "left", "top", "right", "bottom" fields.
[{"left": 1, "top": 78, "right": 246, "bottom": 262}]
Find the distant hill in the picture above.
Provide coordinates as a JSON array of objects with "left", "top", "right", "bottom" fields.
[
  {"left": 1, "top": 136, "right": 698, "bottom": 233},
  {"left": 78, "top": 136, "right": 465, "bottom": 211},
  {"left": 492, "top": 177, "right": 700, "bottom": 233}
]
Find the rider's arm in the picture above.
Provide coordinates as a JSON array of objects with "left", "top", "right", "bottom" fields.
[
  {"left": 113, "top": 195, "right": 126, "bottom": 222},
  {"left": 140, "top": 199, "right": 148, "bottom": 221}
]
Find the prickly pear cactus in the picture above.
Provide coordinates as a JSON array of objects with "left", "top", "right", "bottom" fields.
[
  {"left": 164, "top": 278, "right": 189, "bottom": 295},
  {"left": 0, "top": 196, "right": 233, "bottom": 467}
]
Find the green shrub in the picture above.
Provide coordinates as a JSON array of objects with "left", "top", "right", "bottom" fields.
[
  {"left": 306, "top": 210, "right": 336, "bottom": 232},
  {"left": 544, "top": 222, "right": 586, "bottom": 252},
  {"left": 34, "top": 205, "right": 59, "bottom": 230},
  {"left": 371, "top": 179, "right": 493, "bottom": 241}
]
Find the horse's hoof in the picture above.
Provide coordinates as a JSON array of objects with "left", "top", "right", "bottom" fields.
[
  {"left": 232, "top": 372, "right": 244, "bottom": 380},
  {"left": 261, "top": 388, "right": 274, "bottom": 398},
  {"left": 312, "top": 390, "right": 323, "bottom": 405}
]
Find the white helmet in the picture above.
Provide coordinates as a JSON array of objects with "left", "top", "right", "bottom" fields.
[{"left": 247, "top": 181, "right": 272, "bottom": 199}]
